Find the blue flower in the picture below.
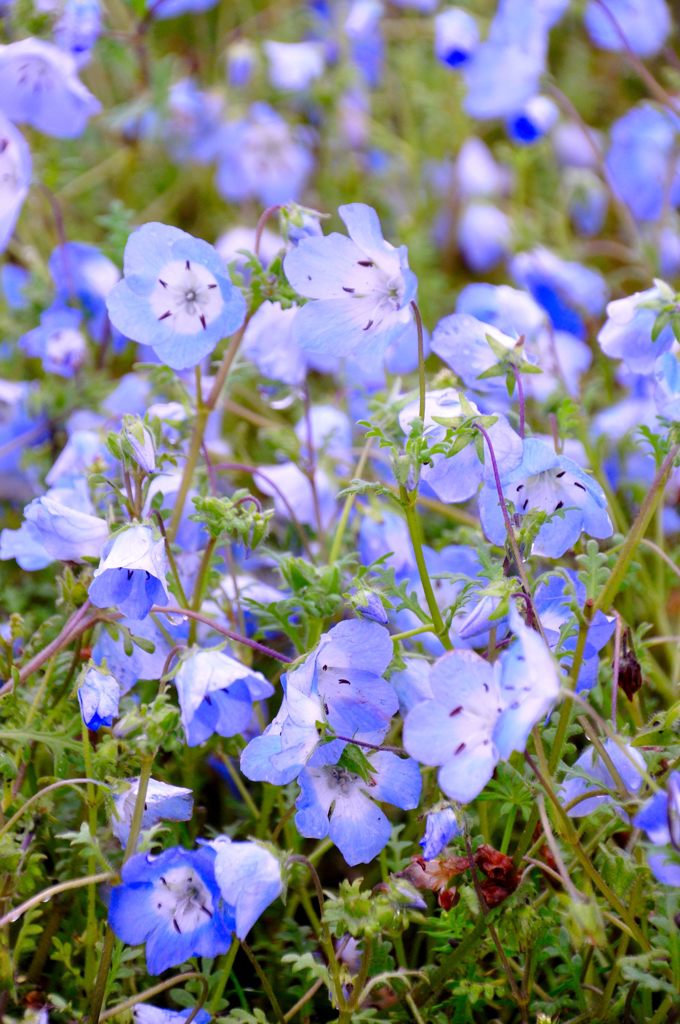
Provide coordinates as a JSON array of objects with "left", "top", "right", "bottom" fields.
[
  {"left": 20, "top": 306, "right": 87, "bottom": 377},
  {"left": 209, "top": 836, "right": 283, "bottom": 938},
  {"left": 0, "top": 37, "right": 100, "bottom": 137},
  {"left": 146, "top": 0, "right": 219, "bottom": 18},
  {"left": 457, "top": 203, "right": 511, "bottom": 272},
  {"left": 583, "top": 0, "right": 670, "bottom": 58},
  {"left": 404, "top": 612, "right": 560, "bottom": 803},
  {"left": 111, "top": 777, "right": 194, "bottom": 847},
  {"left": 510, "top": 247, "right": 608, "bottom": 338},
  {"left": 284, "top": 203, "right": 417, "bottom": 364},
  {"left": 479, "top": 438, "right": 613, "bottom": 558},
  {"left": 173, "top": 648, "right": 274, "bottom": 747},
  {"left": 605, "top": 103, "right": 680, "bottom": 224},
  {"left": 654, "top": 352, "right": 680, "bottom": 420},
  {"left": 633, "top": 773, "right": 680, "bottom": 886},
  {"left": 77, "top": 664, "right": 120, "bottom": 731},
  {"left": 534, "top": 570, "right": 615, "bottom": 691},
  {"left": 106, "top": 223, "right": 246, "bottom": 371},
  {"left": 398, "top": 388, "right": 522, "bottom": 504},
  {"left": 7, "top": 479, "right": 109, "bottom": 565},
  {"left": 506, "top": 95, "right": 558, "bottom": 145},
  {"left": 257, "top": 462, "right": 338, "bottom": 530},
  {"left": 560, "top": 739, "right": 646, "bottom": 817},
  {"left": 134, "top": 1005, "right": 210, "bottom": 1024},
  {"left": 434, "top": 8, "right": 479, "bottom": 67},
  {"left": 108, "top": 845, "right": 233, "bottom": 975},
  {"left": 264, "top": 41, "right": 325, "bottom": 91},
  {"left": 48, "top": 241, "right": 121, "bottom": 346},
  {"left": 345, "top": 0, "right": 385, "bottom": 87},
  {"left": 241, "top": 619, "right": 397, "bottom": 785},
  {"left": 419, "top": 808, "right": 461, "bottom": 859},
  {"left": 598, "top": 284, "right": 675, "bottom": 374},
  {"left": 89, "top": 523, "right": 169, "bottom": 619},
  {"left": 241, "top": 301, "right": 307, "bottom": 386},
  {"left": 567, "top": 170, "right": 608, "bottom": 236},
  {"left": 295, "top": 743, "right": 422, "bottom": 866},
  {"left": 216, "top": 104, "right": 314, "bottom": 207},
  {"left": 54, "top": 0, "right": 102, "bottom": 67},
  {"left": 162, "top": 79, "right": 225, "bottom": 165},
  {"left": 0, "top": 113, "right": 31, "bottom": 253}
]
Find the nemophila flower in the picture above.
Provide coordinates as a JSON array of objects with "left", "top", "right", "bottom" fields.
[
  {"left": 216, "top": 224, "right": 283, "bottom": 276},
  {"left": 597, "top": 284, "right": 675, "bottom": 375},
  {"left": 0, "top": 37, "right": 100, "bottom": 137},
  {"left": 264, "top": 41, "right": 324, "bottom": 91},
  {"left": 54, "top": 0, "right": 101, "bottom": 67},
  {"left": 534, "top": 571, "right": 615, "bottom": 691},
  {"left": 605, "top": 103, "right": 680, "bottom": 224},
  {"left": 454, "top": 137, "right": 511, "bottom": 200},
  {"left": 479, "top": 437, "right": 613, "bottom": 558},
  {"left": 241, "top": 619, "right": 397, "bottom": 785},
  {"left": 430, "top": 312, "right": 524, "bottom": 406},
  {"left": 11, "top": 479, "right": 108, "bottom": 564},
  {"left": 461, "top": 0, "right": 567, "bottom": 121},
  {"left": 358, "top": 508, "right": 413, "bottom": 578},
  {"left": 173, "top": 648, "right": 274, "bottom": 747},
  {"left": 510, "top": 247, "right": 608, "bottom": 338},
  {"left": 162, "top": 79, "right": 224, "bottom": 166},
  {"left": 226, "top": 40, "right": 256, "bottom": 88},
  {"left": 284, "top": 203, "right": 417, "bottom": 365},
  {"left": 295, "top": 742, "right": 422, "bottom": 865},
  {"left": 77, "top": 664, "right": 120, "bottom": 731},
  {"left": 654, "top": 353, "right": 680, "bottom": 421},
  {"left": 434, "top": 8, "right": 479, "bottom": 67},
  {"left": 216, "top": 104, "right": 314, "bottom": 207},
  {"left": 457, "top": 203, "right": 511, "bottom": 272},
  {"left": 398, "top": 388, "right": 522, "bottom": 504},
  {"left": 108, "top": 845, "right": 233, "bottom": 974},
  {"left": 0, "top": 379, "right": 47, "bottom": 501},
  {"left": 566, "top": 170, "right": 608, "bottom": 237},
  {"left": 420, "top": 808, "right": 461, "bottom": 859},
  {"left": 111, "top": 777, "right": 194, "bottom": 847},
  {"left": 19, "top": 306, "right": 87, "bottom": 377},
  {"left": 145, "top": 0, "right": 219, "bottom": 19},
  {"left": 208, "top": 836, "right": 283, "bottom": 938},
  {"left": 633, "top": 773, "right": 680, "bottom": 886},
  {"left": 241, "top": 301, "right": 307, "bottom": 386},
  {"left": 404, "top": 613, "right": 560, "bottom": 803},
  {"left": 106, "top": 223, "right": 246, "bottom": 371},
  {"left": 560, "top": 739, "right": 646, "bottom": 817},
  {"left": 134, "top": 1005, "right": 210, "bottom": 1024},
  {"left": 1, "top": 263, "right": 30, "bottom": 309},
  {"left": 89, "top": 523, "right": 169, "bottom": 619},
  {"left": 49, "top": 243, "right": 120, "bottom": 342},
  {"left": 506, "top": 95, "right": 558, "bottom": 146},
  {"left": 45, "top": 428, "right": 104, "bottom": 488},
  {"left": 0, "top": 113, "right": 31, "bottom": 253},
  {"left": 345, "top": 0, "right": 384, "bottom": 88},
  {"left": 584, "top": 0, "right": 671, "bottom": 58},
  {"left": 257, "top": 462, "right": 338, "bottom": 530},
  {"left": 295, "top": 404, "right": 353, "bottom": 470}
]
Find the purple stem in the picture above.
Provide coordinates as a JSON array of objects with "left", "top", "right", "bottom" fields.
[
  {"left": 151, "top": 605, "right": 293, "bottom": 664},
  {"left": 512, "top": 364, "right": 525, "bottom": 439}
]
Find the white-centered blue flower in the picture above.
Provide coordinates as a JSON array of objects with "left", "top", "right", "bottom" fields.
[
  {"left": 207, "top": 835, "right": 283, "bottom": 939},
  {"left": 106, "top": 222, "right": 246, "bottom": 371},
  {"left": 111, "top": 777, "right": 194, "bottom": 847},
  {"left": 284, "top": 203, "right": 418, "bottom": 364},
  {"left": 478, "top": 437, "right": 613, "bottom": 558}
]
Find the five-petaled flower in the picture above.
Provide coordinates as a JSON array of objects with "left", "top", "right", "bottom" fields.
[
  {"left": 88, "top": 522, "right": 169, "bottom": 620},
  {"left": 106, "top": 222, "right": 246, "bottom": 370}
]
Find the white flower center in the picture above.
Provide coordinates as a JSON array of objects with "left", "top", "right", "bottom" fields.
[
  {"left": 324, "top": 764, "right": 360, "bottom": 795},
  {"left": 46, "top": 328, "right": 86, "bottom": 369},
  {"left": 149, "top": 259, "right": 224, "bottom": 336},
  {"left": 153, "top": 866, "right": 214, "bottom": 934},
  {"left": 512, "top": 468, "right": 590, "bottom": 517},
  {"left": 340, "top": 253, "right": 408, "bottom": 332}
]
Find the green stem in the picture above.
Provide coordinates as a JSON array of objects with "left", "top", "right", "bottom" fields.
[
  {"left": 400, "top": 487, "right": 452, "bottom": 650},
  {"left": 81, "top": 728, "right": 100, "bottom": 989},
  {"left": 168, "top": 406, "right": 209, "bottom": 544},
  {"left": 189, "top": 537, "right": 217, "bottom": 644},
  {"left": 411, "top": 301, "right": 426, "bottom": 422},
  {"left": 0, "top": 778, "right": 108, "bottom": 839},
  {"left": 240, "top": 940, "right": 285, "bottom": 1024},
  {"left": 207, "top": 942, "right": 240, "bottom": 1013},
  {"left": 328, "top": 436, "right": 373, "bottom": 565}
]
